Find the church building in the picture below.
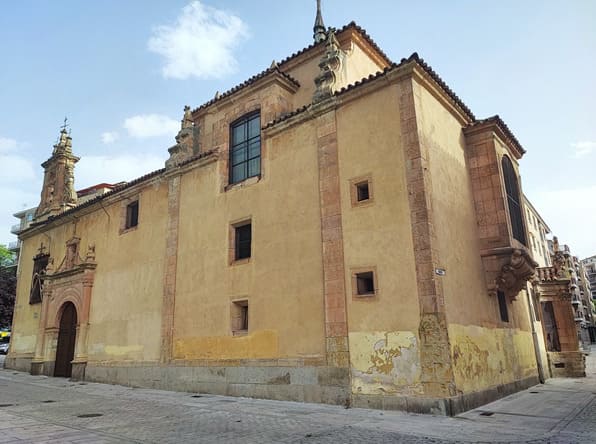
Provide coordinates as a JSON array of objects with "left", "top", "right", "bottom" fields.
[{"left": 7, "top": 4, "right": 546, "bottom": 415}]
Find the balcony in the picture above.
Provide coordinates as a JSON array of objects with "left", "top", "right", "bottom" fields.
[{"left": 10, "top": 224, "right": 22, "bottom": 234}]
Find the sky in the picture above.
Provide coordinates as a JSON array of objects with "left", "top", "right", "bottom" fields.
[{"left": 0, "top": 0, "right": 595, "bottom": 257}]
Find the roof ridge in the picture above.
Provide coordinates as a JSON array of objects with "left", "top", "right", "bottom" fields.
[
  {"left": 466, "top": 114, "right": 525, "bottom": 154},
  {"left": 31, "top": 149, "right": 217, "bottom": 228},
  {"left": 191, "top": 67, "right": 300, "bottom": 114}
]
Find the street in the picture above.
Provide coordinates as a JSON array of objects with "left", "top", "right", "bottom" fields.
[{"left": 1, "top": 352, "right": 596, "bottom": 443}]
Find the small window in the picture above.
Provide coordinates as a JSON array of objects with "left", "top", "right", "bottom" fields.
[
  {"left": 235, "top": 223, "right": 252, "bottom": 260},
  {"left": 356, "top": 182, "right": 370, "bottom": 202},
  {"left": 350, "top": 174, "right": 373, "bottom": 207},
  {"left": 356, "top": 271, "right": 375, "bottom": 296},
  {"left": 231, "top": 300, "right": 248, "bottom": 335},
  {"left": 497, "top": 291, "right": 509, "bottom": 323},
  {"left": 125, "top": 201, "right": 139, "bottom": 229}
]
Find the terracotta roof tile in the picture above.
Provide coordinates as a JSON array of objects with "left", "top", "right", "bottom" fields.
[
  {"left": 27, "top": 150, "right": 217, "bottom": 230},
  {"left": 466, "top": 115, "right": 525, "bottom": 155},
  {"left": 191, "top": 68, "right": 300, "bottom": 114}
]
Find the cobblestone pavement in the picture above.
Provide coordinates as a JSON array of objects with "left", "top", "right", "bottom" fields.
[{"left": 1, "top": 351, "right": 596, "bottom": 443}]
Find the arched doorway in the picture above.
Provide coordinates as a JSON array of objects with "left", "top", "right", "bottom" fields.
[{"left": 54, "top": 302, "right": 77, "bottom": 377}]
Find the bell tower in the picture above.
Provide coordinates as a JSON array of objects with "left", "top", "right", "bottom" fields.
[{"left": 35, "top": 119, "right": 80, "bottom": 220}]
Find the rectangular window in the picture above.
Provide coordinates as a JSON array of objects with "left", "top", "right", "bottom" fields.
[
  {"left": 235, "top": 223, "right": 252, "bottom": 260},
  {"left": 125, "top": 201, "right": 139, "bottom": 229},
  {"left": 497, "top": 291, "right": 509, "bottom": 323},
  {"left": 29, "top": 254, "right": 49, "bottom": 304},
  {"left": 231, "top": 300, "right": 248, "bottom": 335},
  {"left": 356, "top": 182, "right": 370, "bottom": 202},
  {"left": 230, "top": 112, "right": 261, "bottom": 184},
  {"left": 356, "top": 271, "right": 375, "bottom": 296}
]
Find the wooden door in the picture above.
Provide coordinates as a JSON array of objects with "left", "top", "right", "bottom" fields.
[{"left": 54, "top": 303, "right": 77, "bottom": 377}]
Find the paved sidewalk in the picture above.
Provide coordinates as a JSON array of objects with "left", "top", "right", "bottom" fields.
[{"left": 0, "top": 352, "right": 595, "bottom": 443}]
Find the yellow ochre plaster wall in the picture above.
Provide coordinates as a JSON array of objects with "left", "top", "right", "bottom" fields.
[
  {"left": 336, "top": 85, "right": 422, "bottom": 395},
  {"left": 11, "top": 181, "right": 168, "bottom": 365},
  {"left": 173, "top": 119, "right": 326, "bottom": 361},
  {"left": 449, "top": 324, "right": 537, "bottom": 393},
  {"left": 413, "top": 79, "right": 538, "bottom": 392}
]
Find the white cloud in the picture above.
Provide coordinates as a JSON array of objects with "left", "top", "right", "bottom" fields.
[
  {"left": 101, "top": 131, "right": 119, "bottom": 144},
  {"left": 75, "top": 154, "right": 167, "bottom": 189},
  {"left": 123, "top": 114, "right": 179, "bottom": 138},
  {"left": 0, "top": 155, "right": 36, "bottom": 183},
  {"left": 533, "top": 186, "right": 596, "bottom": 258},
  {"left": 0, "top": 137, "right": 17, "bottom": 152},
  {"left": 571, "top": 141, "right": 596, "bottom": 158},
  {"left": 148, "top": 1, "right": 249, "bottom": 80}
]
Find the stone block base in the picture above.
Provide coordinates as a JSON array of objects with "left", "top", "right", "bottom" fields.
[
  {"left": 29, "top": 360, "right": 55, "bottom": 377},
  {"left": 3, "top": 356, "right": 32, "bottom": 373},
  {"left": 548, "top": 351, "right": 586, "bottom": 377},
  {"left": 71, "top": 362, "right": 87, "bottom": 381},
  {"left": 84, "top": 364, "right": 351, "bottom": 406},
  {"left": 352, "top": 375, "right": 539, "bottom": 416}
]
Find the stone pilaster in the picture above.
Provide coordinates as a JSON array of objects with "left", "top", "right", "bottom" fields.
[
  {"left": 160, "top": 176, "right": 181, "bottom": 363},
  {"left": 315, "top": 107, "right": 349, "bottom": 368},
  {"left": 396, "top": 78, "right": 456, "bottom": 397}
]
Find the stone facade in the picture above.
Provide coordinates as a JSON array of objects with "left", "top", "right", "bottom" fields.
[{"left": 8, "top": 19, "right": 549, "bottom": 415}]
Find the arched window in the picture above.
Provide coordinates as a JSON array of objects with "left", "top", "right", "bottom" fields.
[{"left": 501, "top": 155, "right": 526, "bottom": 245}]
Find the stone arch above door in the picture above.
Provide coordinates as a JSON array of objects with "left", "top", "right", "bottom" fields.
[{"left": 30, "top": 238, "right": 97, "bottom": 380}]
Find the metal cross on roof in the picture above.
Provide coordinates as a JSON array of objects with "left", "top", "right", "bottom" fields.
[{"left": 60, "top": 116, "right": 69, "bottom": 132}]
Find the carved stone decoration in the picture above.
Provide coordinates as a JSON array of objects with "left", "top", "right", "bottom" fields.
[
  {"left": 30, "top": 237, "right": 97, "bottom": 380},
  {"left": 55, "top": 237, "right": 83, "bottom": 273},
  {"left": 495, "top": 249, "right": 538, "bottom": 299},
  {"left": 165, "top": 106, "right": 199, "bottom": 169},
  {"left": 36, "top": 125, "right": 79, "bottom": 220},
  {"left": 313, "top": 29, "right": 345, "bottom": 103}
]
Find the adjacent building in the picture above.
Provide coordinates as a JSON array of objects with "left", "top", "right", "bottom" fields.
[{"left": 7, "top": 10, "right": 571, "bottom": 414}]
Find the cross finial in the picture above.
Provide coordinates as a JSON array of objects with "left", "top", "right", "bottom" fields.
[
  {"left": 60, "top": 116, "right": 69, "bottom": 132},
  {"left": 38, "top": 242, "right": 46, "bottom": 255}
]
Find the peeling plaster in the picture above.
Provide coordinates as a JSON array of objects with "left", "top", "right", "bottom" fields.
[{"left": 349, "top": 331, "right": 422, "bottom": 395}]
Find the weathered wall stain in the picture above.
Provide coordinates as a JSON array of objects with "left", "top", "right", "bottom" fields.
[
  {"left": 349, "top": 331, "right": 422, "bottom": 395},
  {"left": 173, "top": 330, "right": 279, "bottom": 360},
  {"left": 449, "top": 324, "right": 536, "bottom": 394}
]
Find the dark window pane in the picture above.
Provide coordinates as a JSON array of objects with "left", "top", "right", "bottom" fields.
[
  {"left": 501, "top": 156, "right": 526, "bottom": 245},
  {"left": 356, "top": 272, "right": 375, "bottom": 295},
  {"left": 229, "top": 112, "right": 261, "bottom": 184},
  {"left": 247, "top": 157, "right": 260, "bottom": 178},
  {"left": 498, "top": 291, "right": 509, "bottom": 322},
  {"left": 126, "top": 201, "right": 139, "bottom": 229},
  {"left": 232, "top": 164, "right": 245, "bottom": 183},
  {"left": 235, "top": 224, "right": 251, "bottom": 260},
  {"left": 357, "top": 182, "right": 369, "bottom": 201},
  {"left": 231, "top": 146, "right": 247, "bottom": 165},
  {"left": 248, "top": 116, "right": 260, "bottom": 139},
  {"left": 248, "top": 138, "right": 260, "bottom": 159},
  {"left": 232, "top": 124, "right": 246, "bottom": 144}
]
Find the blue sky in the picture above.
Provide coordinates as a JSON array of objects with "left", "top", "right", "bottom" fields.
[{"left": 1, "top": 1, "right": 595, "bottom": 257}]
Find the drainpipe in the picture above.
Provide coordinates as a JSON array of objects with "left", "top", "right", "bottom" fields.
[{"left": 526, "top": 287, "right": 546, "bottom": 383}]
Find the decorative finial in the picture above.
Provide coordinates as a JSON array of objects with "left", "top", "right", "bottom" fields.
[
  {"left": 313, "top": 0, "right": 326, "bottom": 43},
  {"left": 60, "top": 116, "right": 69, "bottom": 133}
]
